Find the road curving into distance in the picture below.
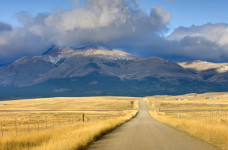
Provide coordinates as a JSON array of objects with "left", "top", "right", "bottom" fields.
[{"left": 86, "top": 100, "right": 214, "bottom": 150}]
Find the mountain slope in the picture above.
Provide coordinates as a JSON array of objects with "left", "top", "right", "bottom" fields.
[
  {"left": 0, "top": 72, "right": 222, "bottom": 100},
  {"left": 0, "top": 46, "right": 227, "bottom": 99},
  {"left": 0, "top": 46, "right": 199, "bottom": 87}
]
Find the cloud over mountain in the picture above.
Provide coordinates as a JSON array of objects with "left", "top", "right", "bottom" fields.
[
  {"left": 0, "top": 0, "right": 170, "bottom": 63},
  {"left": 165, "top": 23, "right": 228, "bottom": 62},
  {"left": 0, "top": 0, "right": 228, "bottom": 63}
]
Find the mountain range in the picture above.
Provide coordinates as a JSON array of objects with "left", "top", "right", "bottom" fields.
[{"left": 0, "top": 46, "right": 227, "bottom": 100}]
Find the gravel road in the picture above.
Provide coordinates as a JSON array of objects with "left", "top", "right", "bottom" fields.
[{"left": 87, "top": 100, "right": 215, "bottom": 150}]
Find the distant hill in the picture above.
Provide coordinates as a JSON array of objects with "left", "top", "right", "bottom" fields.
[
  {"left": 0, "top": 46, "right": 227, "bottom": 100},
  {"left": 179, "top": 60, "right": 228, "bottom": 83},
  {"left": 178, "top": 60, "right": 228, "bottom": 73}
]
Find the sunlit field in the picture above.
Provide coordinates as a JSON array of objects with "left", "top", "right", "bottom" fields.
[
  {"left": 147, "top": 92, "right": 228, "bottom": 150},
  {"left": 0, "top": 97, "right": 139, "bottom": 150}
]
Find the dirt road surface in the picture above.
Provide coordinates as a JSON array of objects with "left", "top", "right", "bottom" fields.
[{"left": 87, "top": 100, "right": 214, "bottom": 150}]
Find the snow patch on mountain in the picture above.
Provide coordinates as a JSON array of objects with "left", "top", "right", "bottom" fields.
[{"left": 42, "top": 46, "right": 136, "bottom": 64}]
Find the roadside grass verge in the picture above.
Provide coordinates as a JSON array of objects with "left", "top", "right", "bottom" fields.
[{"left": 149, "top": 111, "right": 228, "bottom": 150}]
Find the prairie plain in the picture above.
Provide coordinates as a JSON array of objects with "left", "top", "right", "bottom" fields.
[
  {"left": 147, "top": 92, "right": 228, "bottom": 150},
  {"left": 0, "top": 97, "right": 139, "bottom": 150}
]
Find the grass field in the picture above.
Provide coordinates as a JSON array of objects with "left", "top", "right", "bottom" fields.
[
  {"left": 147, "top": 92, "right": 228, "bottom": 150},
  {"left": 0, "top": 97, "right": 138, "bottom": 110},
  {"left": 0, "top": 97, "right": 139, "bottom": 150}
]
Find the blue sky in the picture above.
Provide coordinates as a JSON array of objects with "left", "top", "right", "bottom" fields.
[
  {"left": 0, "top": 0, "right": 74, "bottom": 25},
  {"left": 143, "top": 0, "right": 228, "bottom": 32},
  {"left": 1, "top": 0, "right": 228, "bottom": 63},
  {"left": 1, "top": 0, "right": 228, "bottom": 31},
  {"left": 144, "top": 0, "right": 228, "bottom": 31}
]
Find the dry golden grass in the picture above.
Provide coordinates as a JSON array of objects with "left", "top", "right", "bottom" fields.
[
  {"left": 33, "top": 110, "right": 137, "bottom": 150},
  {"left": 147, "top": 92, "right": 228, "bottom": 110},
  {"left": 149, "top": 111, "right": 228, "bottom": 150},
  {"left": 147, "top": 92, "right": 228, "bottom": 150},
  {"left": 0, "top": 110, "right": 137, "bottom": 150},
  {"left": 0, "top": 97, "right": 138, "bottom": 110},
  {"left": 0, "top": 111, "right": 129, "bottom": 135},
  {"left": 0, "top": 97, "right": 139, "bottom": 150}
]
